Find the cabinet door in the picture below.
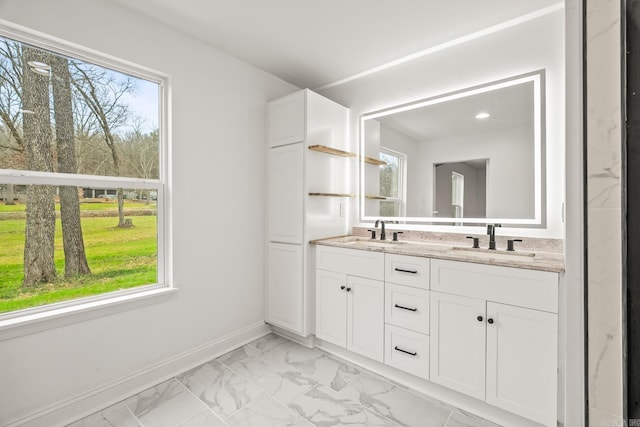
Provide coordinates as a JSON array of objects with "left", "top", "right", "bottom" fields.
[
  {"left": 486, "top": 302, "right": 557, "bottom": 426},
  {"left": 266, "top": 243, "right": 303, "bottom": 333},
  {"left": 315, "top": 269, "right": 347, "bottom": 347},
  {"left": 268, "top": 143, "right": 303, "bottom": 244},
  {"left": 268, "top": 90, "right": 305, "bottom": 147},
  {"left": 430, "top": 291, "right": 486, "bottom": 400},
  {"left": 347, "top": 276, "right": 384, "bottom": 362}
]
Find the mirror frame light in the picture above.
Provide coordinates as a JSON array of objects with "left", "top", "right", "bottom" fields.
[{"left": 359, "top": 70, "right": 545, "bottom": 226}]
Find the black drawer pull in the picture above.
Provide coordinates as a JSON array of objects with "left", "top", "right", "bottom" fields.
[
  {"left": 394, "top": 268, "right": 418, "bottom": 274},
  {"left": 394, "top": 304, "right": 417, "bottom": 312},
  {"left": 394, "top": 346, "right": 417, "bottom": 356}
]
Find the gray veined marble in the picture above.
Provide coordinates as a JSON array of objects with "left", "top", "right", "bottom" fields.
[
  {"left": 177, "top": 359, "right": 264, "bottom": 418},
  {"left": 69, "top": 333, "right": 503, "bottom": 427},
  {"left": 124, "top": 379, "right": 207, "bottom": 427},
  {"left": 66, "top": 402, "right": 140, "bottom": 427},
  {"left": 264, "top": 339, "right": 361, "bottom": 392},
  {"left": 290, "top": 384, "right": 401, "bottom": 426},
  {"left": 226, "top": 395, "right": 312, "bottom": 427},
  {"left": 340, "top": 373, "right": 452, "bottom": 427},
  {"left": 218, "top": 344, "right": 317, "bottom": 404},
  {"left": 175, "top": 410, "right": 229, "bottom": 427}
]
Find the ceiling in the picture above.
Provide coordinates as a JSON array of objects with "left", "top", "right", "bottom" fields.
[
  {"left": 108, "top": 0, "right": 562, "bottom": 89},
  {"left": 378, "top": 79, "right": 534, "bottom": 142}
]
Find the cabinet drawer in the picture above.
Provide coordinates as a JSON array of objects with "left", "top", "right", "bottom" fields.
[
  {"left": 385, "top": 283, "right": 429, "bottom": 334},
  {"left": 430, "top": 259, "right": 558, "bottom": 313},
  {"left": 316, "top": 245, "right": 384, "bottom": 280},
  {"left": 384, "top": 325, "right": 429, "bottom": 380},
  {"left": 385, "top": 254, "right": 429, "bottom": 289}
]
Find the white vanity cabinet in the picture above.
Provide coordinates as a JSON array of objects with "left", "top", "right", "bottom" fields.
[
  {"left": 266, "top": 90, "right": 349, "bottom": 336},
  {"left": 430, "top": 259, "right": 558, "bottom": 427},
  {"left": 383, "top": 254, "right": 431, "bottom": 379},
  {"left": 316, "top": 246, "right": 385, "bottom": 362}
]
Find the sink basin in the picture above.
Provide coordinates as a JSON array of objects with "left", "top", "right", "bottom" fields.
[
  {"left": 343, "top": 239, "right": 405, "bottom": 249},
  {"left": 452, "top": 246, "right": 535, "bottom": 259}
]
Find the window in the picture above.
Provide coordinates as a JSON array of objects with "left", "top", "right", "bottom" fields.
[
  {"left": 379, "top": 147, "right": 406, "bottom": 217},
  {"left": 0, "top": 31, "right": 167, "bottom": 318}
]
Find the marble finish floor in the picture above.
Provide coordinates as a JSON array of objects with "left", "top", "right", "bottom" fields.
[{"left": 67, "top": 333, "right": 501, "bottom": 427}]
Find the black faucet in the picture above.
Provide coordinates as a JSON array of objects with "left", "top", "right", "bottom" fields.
[
  {"left": 487, "top": 223, "right": 502, "bottom": 250},
  {"left": 375, "top": 219, "right": 386, "bottom": 241}
]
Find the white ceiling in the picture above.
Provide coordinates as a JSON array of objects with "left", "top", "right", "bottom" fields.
[
  {"left": 379, "top": 80, "right": 534, "bottom": 142},
  {"left": 108, "top": 0, "right": 562, "bottom": 89}
]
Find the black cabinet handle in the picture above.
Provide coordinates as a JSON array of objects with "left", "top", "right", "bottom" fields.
[
  {"left": 394, "top": 346, "right": 417, "bottom": 356},
  {"left": 394, "top": 304, "right": 418, "bottom": 312},
  {"left": 346, "top": 287, "right": 352, "bottom": 292},
  {"left": 477, "top": 316, "right": 483, "bottom": 322},
  {"left": 488, "top": 318, "right": 494, "bottom": 324},
  {"left": 340, "top": 285, "right": 346, "bottom": 290},
  {"left": 394, "top": 268, "right": 418, "bottom": 274}
]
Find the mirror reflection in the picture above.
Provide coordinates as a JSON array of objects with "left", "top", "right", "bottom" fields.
[{"left": 360, "top": 71, "right": 544, "bottom": 225}]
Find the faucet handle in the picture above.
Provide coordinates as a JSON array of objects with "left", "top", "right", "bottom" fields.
[
  {"left": 466, "top": 236, "right": 480, "bottom": 248},
  {"left": 392, "top": 231, "right": 403, "bottom": 242},
  {"left": 367, "top": 229, "right": 376, "bottom": 240},
  {"left": 507, "top": 239, "right": 523, "bottom": 251}
]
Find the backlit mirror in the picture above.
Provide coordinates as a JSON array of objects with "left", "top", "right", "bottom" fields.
[{"left": 360, "top": 71, "right": 544, "bottom": 226}]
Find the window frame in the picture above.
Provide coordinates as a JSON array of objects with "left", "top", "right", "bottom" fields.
[
  {"left": 0, "top": 20, "right": 173, "bottom": 338},
  {"left": 379, "top": 146, "right": 407, "bottom": 217}
]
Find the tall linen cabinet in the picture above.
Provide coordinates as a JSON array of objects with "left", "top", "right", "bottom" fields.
[{"left": 266, "top": 89, "right": 350, "bottom": 336}]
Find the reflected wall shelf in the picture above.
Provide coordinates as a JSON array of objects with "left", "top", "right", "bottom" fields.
[
  {"left": 308, "top": 144, "right": 356, "bottom": 158},
  {"left": 309, "top": 192, "right": 355, "bottom": 198},
  {"left": 363, "top": 156, "right": 387, "bottom": 166},
  {"left": 365, "top": 195, "right": 387, "bottom": 200}
]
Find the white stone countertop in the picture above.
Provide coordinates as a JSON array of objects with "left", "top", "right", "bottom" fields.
[{"left": 311, "top": 235, "right": 565, "bottom": 273}]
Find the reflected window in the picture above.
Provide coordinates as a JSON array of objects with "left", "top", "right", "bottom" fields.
[{"left": 379, "top": 147, "right": 406, "bottom": 217}]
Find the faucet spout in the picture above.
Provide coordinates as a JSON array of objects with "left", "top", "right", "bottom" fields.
[
  {"left": 487, "top": 223, "right": 502, "bottom": 250},
  {"left": 375, "top": 219, "right": 386, "bottom": 241}
]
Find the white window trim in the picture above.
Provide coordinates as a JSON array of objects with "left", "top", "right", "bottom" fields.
[{"left": 0, "top": 19, "right": 173, "bottom": 338}]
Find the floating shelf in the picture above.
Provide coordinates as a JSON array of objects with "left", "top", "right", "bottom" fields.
[
  {"left": 308, "top": 145, "right": 356, "bottom": 158},
  {"left": 365, "top": 195, "right": 387, "bottom": 200},
  {"left": 309, "top": 192, "right": 355, "bottom": 198},
  {"left": 363, "top": 156, "right": 387, "bottom": 166}
]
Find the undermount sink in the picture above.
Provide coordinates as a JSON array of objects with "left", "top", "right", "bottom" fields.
[
  {"left": 343, "top": 239, "right": 405, "bottom": 249},
  {"left": 452, "top": 246, "right": 536, "bottom": 259}
]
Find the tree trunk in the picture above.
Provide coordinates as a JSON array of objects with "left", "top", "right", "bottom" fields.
[
  {"left": 4, "top": 184, "right": 15, "bottom": 205},
  {"left": 22, "top": 47, "right": 56, "bottom": 287},
  {"left": 51, "top": 55, "right": 90, "bottom": 276},
  {"left": 117, "top": 187, "right": 126, "bottom": 227}
]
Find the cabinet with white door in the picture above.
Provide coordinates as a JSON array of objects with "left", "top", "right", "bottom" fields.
[
  {"left": 266, "top": 90, "right": 349, "bottom": 336},
  {"left": 430, "top": 259, "right": 558, "bottom": 427},
  {"left": 315, "top": 245, "right": 384, "bottom": 362}
]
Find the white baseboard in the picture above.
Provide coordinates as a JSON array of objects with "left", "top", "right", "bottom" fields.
[{"left": 5, "top": 322, "right": 271, "bottom": 427}]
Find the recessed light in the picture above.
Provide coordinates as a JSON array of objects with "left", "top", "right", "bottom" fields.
[{"left": 475, "top": 112, "right": 490, "bottom": 119}]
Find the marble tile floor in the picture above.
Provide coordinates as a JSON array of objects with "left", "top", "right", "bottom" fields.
[{"left": 67, "top": 333, "right": 501, "bottom": 427}]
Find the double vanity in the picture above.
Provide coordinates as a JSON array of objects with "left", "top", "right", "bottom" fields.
[
  {"left": 313, "top": 233, "right": 561, "bottom": 427},
  {"left": 266, "top": 78, "right": 564, "bottom": 427}
]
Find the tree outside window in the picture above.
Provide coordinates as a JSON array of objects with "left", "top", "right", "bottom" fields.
[{"left": 0, "top": 34, "right": 164, "bottom": 315}]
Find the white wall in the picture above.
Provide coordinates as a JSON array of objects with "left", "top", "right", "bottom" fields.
[
  {"left": 320, "top": 8, "right": 564, "bottom": 237},
  {"left": 0, "top": 0, "right": 297, "bottom": 424},
  {"left": 418, "top": 125, "right": 534, "bottom": 219}
]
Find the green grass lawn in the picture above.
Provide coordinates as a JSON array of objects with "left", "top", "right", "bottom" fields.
[
  {"left": 0, "top": 213, "right": 157, "bottom": 313},
  {"left": 0, "top": 200, "right": 154, "bottom": 213}
]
